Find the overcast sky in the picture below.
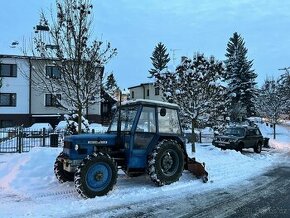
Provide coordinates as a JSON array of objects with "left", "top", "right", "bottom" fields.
[{"left": 1, "top": 0, "right": 290, "bottom": 89}]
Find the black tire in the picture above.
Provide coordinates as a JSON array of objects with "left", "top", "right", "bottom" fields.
[
  {"left": 74, "top": 153, "right": 118, "bottom": 198},
  {"left": 254, "top": 142, "right": 262, "bottom": 153},
  {"left": 236, "top": 143, "right": 243, "bottom": 152},
  {"left": 54, "top": 152, "right": 74, "bottom": 183},
  {"left": 148, "top": 139, "right": 184, "bottom": 186}
]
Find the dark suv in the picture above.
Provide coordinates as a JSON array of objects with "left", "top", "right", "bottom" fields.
[{"left": 212, "top": 125, "right": 264, "bottom": 153}]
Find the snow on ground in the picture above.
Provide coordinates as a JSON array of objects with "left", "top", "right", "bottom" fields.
[{"left": 0, "top": 123, "right": 289, "bottom": 217}]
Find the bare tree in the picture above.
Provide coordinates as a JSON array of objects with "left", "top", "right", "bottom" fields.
[
  {"left": 30, "top": 0, "right": 117, "bottom": 133},
  {"left": 256, "top": 78, "right": 288, "bottom": 139}
]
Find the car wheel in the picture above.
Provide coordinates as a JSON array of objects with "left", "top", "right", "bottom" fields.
[
  {"left": 254, "top": 142, "right": 262, "bottom": 153},
  {"left": 236, "top": 143, "right": 243, "bottom": 152}
]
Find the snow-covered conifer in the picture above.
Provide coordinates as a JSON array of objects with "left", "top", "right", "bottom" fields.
[
  {"left": 148, "top": 42, "right": 170, "bottom": 78},
  {"left": 224, "top": 32, "right": 258, "bottom": 121},
  {"left": 104, "top": 73, "right": 119, "bottom": 99}
]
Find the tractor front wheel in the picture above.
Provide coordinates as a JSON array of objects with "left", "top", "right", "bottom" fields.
[
  {"left": 74, "top": 153, "right": 118, "bottom": 198},
  {"left": 148, "top": 140, "right": 184, "bottom": 186},
  {"left": 54, "top": 152, "right": 74, "bottom": 183}
]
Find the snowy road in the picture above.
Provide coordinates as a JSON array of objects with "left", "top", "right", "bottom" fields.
[{"left": 98, "top": 161, "right": 290, "bottom": 218}]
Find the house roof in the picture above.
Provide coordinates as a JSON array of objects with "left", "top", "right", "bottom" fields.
[
  {"left": 127, "top": 82, "right": 154, "bottom": 90},
  {"left": 121, "top": 99, "right": 179, "bottom": 109}
]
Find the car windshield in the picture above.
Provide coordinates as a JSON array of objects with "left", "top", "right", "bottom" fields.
[
  {"left": 223, "top": 127, "right": 245, "bottom": 137},
  {"left": 108, "top": 106, "right": 139, "bottom": 132}
]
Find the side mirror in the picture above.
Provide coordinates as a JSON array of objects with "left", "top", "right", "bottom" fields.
[{"left": 160, "top": 108, "right": 166, "bottom": 117}]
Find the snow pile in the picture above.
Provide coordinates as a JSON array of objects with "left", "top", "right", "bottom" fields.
[
  {"left": 258, "top": 122, "right": 290, "bottom": 153},
  {"left": 0, "top": 148, "right": 61, "bottom": 193}
]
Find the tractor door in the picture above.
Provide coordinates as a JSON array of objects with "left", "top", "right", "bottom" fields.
[{"left": 128, "top": 106, "right": 157, "bottom": 168}]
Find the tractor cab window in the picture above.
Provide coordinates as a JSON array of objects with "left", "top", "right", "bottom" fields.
[
  {"left": 134, "top": 106, "right": 156, "bottom": 149},
  {"left": 136, "top": 106, "right": 156, "bottom": 133},
  {"left": 109, "top": 106, "right": 138, "bottom": 132},
  {"left": 158, "top": 108, "right": 181, "bottom": 134}
]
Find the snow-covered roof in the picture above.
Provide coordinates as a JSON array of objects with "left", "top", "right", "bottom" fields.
[
  {"left": 127, "top": 82, "right": 154, "bottom": 90},
  {"left": 121, "top": 99, "right": 179, "bottom": 109}
]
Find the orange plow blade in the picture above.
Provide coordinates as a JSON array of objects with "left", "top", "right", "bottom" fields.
[{"left": 187, "top": 158, "right": 208, "bottom": 183}]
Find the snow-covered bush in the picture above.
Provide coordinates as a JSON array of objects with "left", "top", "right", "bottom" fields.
[{"left": 63, "top": 114, "right": 89, "bottom": 134}]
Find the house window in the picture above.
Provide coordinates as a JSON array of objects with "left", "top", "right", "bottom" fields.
[
  {"left": 0, "top": 64, "right": 17, "bottom": 77},
  {"left": 147, "top": 89, "right": 150, "bottom": 97},
  {"left": 155, "top": 87, "right": 160, "bottom": 96},
  {"left": 131, "top": 91, "right": 134, "bottom": 99},
  {"left": 0, "top": 93, "right": 16, "bottom": 106},
  {"left": 45, "top": 94, "right": 61, "bottom": 107},
  {"left": 46, "top": 66, "right": 61, "bottom": 79}
]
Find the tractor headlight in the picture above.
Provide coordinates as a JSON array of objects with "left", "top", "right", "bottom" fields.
[{"left": 75, "top": 144, "right": 79, "bottom": 151}]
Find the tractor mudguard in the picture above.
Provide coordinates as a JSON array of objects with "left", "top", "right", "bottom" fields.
[{"left": 187, "top": 157, "right": 208, "bottom": 183}]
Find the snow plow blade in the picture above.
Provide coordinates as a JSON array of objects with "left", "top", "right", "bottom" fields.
[{"left": 187, "top": 158, "right": 208, "bottom": 183}]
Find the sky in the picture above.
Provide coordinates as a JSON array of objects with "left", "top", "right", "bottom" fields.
[{"left": 1, "top": 0, "right": 290, "bottom": 89}]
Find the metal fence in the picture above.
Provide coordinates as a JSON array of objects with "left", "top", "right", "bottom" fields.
[{"left": 0, "top": 127, "right": 63, "bottom": 153}]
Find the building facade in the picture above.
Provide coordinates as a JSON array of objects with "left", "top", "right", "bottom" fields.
[
  {"left": 0, "top": 54, "right": 104, "bottom": 128},
  {"left": 128, "top": 83, "right": 163, "bottom": 101},
  {"left": 0, "top": 55, "right": 31, "bottom": 127}
]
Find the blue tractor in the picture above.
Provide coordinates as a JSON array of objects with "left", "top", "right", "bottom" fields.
[{"left": 54, "top": 99, "right": 207, "bottom": 198}]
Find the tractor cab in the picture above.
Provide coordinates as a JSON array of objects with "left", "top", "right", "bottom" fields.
[{"left": 108, "top": 100, "right": 185, "bottom": 171}]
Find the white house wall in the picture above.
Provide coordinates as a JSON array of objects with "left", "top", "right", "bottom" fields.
[
  {"left": 0, "top": 57, "right": 29, "bottom": 114},
  {"left": 30, "top": 59, "right": 101, "bottom": 116},
  {"left": 130, "top": 83, "right": 163, "bottom": 101}
]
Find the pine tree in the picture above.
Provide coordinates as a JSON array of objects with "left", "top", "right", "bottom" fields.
[
  {"left": 224, "top": 32, "right": 258, "bottom": 121},
  {"left": 0, "top": 60, "right": 2, "bottom": 89},
  {"left": 104, "top": 73, "right": 119, "bottom": 98},
  {"left": 277, "top": 70, "right": 290, "bottom": 116},
  {"left": 148, "top": 42, "right": 170, "bottom": 78},
  {"left": 278, "top": 69, "right": 290, "bottom": 102}
]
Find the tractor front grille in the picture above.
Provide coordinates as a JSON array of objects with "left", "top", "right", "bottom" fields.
[{"left": 64, "top": 141, "right": 73, "bottom": 149}]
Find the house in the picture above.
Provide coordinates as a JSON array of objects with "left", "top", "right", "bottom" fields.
[
  {"left": 0, "top": 54, "right": 106, "bottom": 128},
  {"left": 0, "top": 55, "right": 30, "bottom": 127},
  {"left": 128, "top": 83, "right": 163, "bottom": 101}
]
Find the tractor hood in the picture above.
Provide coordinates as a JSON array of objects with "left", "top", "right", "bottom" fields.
[
  {"left": 63, "top": 133, "right": 118, "bottom": 159},
  {"left": 65, "top": 133, "right": 117, "bottom": 147}
]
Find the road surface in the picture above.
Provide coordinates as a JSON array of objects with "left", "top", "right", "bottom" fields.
[{"left": 76, "top": 161, "right": 290, "bottom": 218}]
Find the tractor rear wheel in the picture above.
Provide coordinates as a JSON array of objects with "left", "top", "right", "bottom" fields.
[
  {"left": 148, "top": 140, "right": 184, "bottom": 186},
  {"left": 74, "top": 153, "right": 118, "bottom": 198},
  {"left": 54, "top": 152, "right": 74, "bottom": 183}
]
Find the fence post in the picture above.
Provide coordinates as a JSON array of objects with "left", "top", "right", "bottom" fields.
[
  {"left": 42, "top": 128, "right": 46, "bottom": 147},
  {"left": 199, "top": 132, "right": 202, "bottom": 143},
  {"left": 17, "top": 128, "right": 22, "bottom": 153}
]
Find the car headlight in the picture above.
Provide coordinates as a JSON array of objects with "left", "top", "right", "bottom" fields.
[{"left": 75, "top": 144, "right": 79, "bottom": 151}]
